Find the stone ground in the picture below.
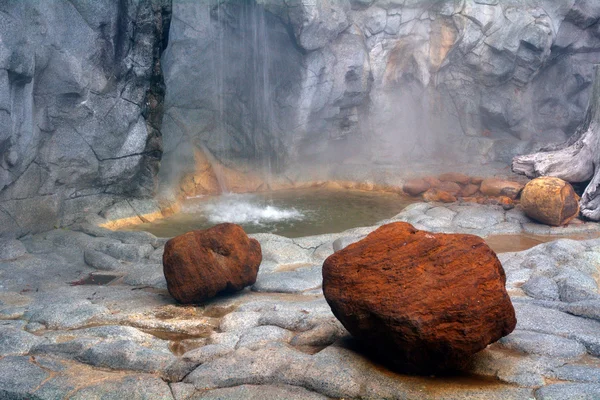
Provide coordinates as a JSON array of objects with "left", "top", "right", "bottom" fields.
[{"left": 2, "top": 203, "right": 600, "bottom": 399}]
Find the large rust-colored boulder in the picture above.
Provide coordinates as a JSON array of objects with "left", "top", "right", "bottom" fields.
[
  {"left": 480, "top": 178, "right": 524, "bottom": 199},
  {"left": 520, "top": 177, "right": 580, "bottom": 226},
  {"left": 163, "top": 223, "right": 262, "bottom": 304},
  {"left": 322, "top": 222, "right": 516, "bottom": 374},
  {"left": 403, "top": 179, "right": 430, "bottom": 196}
]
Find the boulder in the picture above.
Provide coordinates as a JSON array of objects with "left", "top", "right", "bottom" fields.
[
  {"left": 163, "top": 224, "right": 262, "bottom": 304},
  {"left": 520, "top": 177, "right": 580, "bottom": 226},
  {"left": 402, "top": 179, "right": 430, "bottom": 196},
  {"left": 480, "top": 179, "right": 524, "bottom": 199},
  {"left": 439, "top": 172, "right": 471, "bottom": 185},
  {"left": 459, "top": 183, "right": 480, "bottom": 197},
  {"left": 422, "top": 188, "right": 457, "bottom": 203},
  {"left": 322, "top": 222, "right": 516, "bottom": 374},
  {"left": 437, "top": 181, "right": 462, "bottom": 195}
]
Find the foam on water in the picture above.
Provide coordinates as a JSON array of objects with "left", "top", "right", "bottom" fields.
[{"left": 186, "top": 194, "right": 304, "bottom": 226}]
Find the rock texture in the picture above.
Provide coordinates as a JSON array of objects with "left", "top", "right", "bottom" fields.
[
  {"left": 163, "top": 223, "right": 262, "bottom": 304},
  {"left": 160, "top": 0, "right": 600, "bottom": 197},
  {"left": 521, "top": 177, "right": 580, "bottom": 226},
  {"left": 322, "top": 222, "right": 516, "bottom": 373},
  {"left": 0, "top": 0, "right": 171, "bottom": 238}
]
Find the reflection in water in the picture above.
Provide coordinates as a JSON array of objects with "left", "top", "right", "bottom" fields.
[{"left": 485, "top": 233, "right": 600, "bottom": 253}]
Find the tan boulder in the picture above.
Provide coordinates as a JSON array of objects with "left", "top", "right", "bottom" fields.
[{"left": 520, "top": 177, "right": 580, "bottom": 226}]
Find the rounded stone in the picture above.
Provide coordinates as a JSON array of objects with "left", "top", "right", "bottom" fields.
[
  {"left": 402, "top": 179, "right": 430, "bottom": 196},
  {"left": 520, "top": 177, "right": 580, "bottom": 226},
  {"left": 322, "top": 222, "right": 516, "bottom": 374},
  {"left": 163, "top": 223, "right": 262, "bottom": 304}
]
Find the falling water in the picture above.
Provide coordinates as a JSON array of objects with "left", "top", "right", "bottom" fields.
[{"left": 206, "top": 0, "right": 277, "bottom": 194}]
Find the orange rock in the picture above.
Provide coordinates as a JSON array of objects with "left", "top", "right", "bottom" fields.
[
  {"left": 163, "top": 223, "right": 262, "bottom": 304},
  {"left": 437, "top": 181, "right": 461, "bottom": 195},
  {"left": 422, "top": 188, "right": 457, "bottom": 203},
  {"left": 403, "top": 179, "right": 431, "bottom": 196},
  {"left": 498, "top": 196, "right": 515, "bottom": 210},
  {"left": 459, "top": 183, "right": 480, "bottom": 197},
  {"left": 322, "top": 222, "right": 516, "bottom": 374},
  {"left": 422, "top": 176, "right": 442, "bottom": 188},
  {"left": 480, "top": 178, "right": 524, "bottom": 199},
  {"left": 520, "top": 177, "right": 580, "bottom": 226},
  {"left": 438, "top": 172, "right": 470, "bottom": 185},
  {"left": 470, "top": 177, "right": 484, "bottom": 185}
]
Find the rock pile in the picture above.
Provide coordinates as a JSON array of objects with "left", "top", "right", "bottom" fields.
[
  {"left": 520, "top": 177, "right": 580, "bottom": 226},
  {"left": 163, "top": 223, "right": 262, "bottom": 304},
  {"left": 403, "top": 173, "right": 526, "bottom": 209},
  {"left": 322, "top": 222, "right": 516, "bottom": 373}
]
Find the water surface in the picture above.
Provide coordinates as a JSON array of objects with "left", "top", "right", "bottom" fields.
[{"left": 127, "top": 188, "right": 416, "bottom": 238}]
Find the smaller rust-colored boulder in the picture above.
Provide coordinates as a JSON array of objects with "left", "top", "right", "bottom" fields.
[
  {"left": 163, "top": 223, "right": 262, "bottom": 304},
  {"left": 423, "top": 188, "right": 457, "bottom": 203},
  {"left": 439, "top": 172, "right": 470, "bottom": 185},
  {"left": 323, "top": 222, "right": 516, "bottom": 374},
  {"left": 520, "top": 177, "right": 580, "bottom": 226},
  {"left": 403, "top": 179, "right": 430, "bottom": 196},
  {"left": 480, "top": 178, "right": 524, "bottom": 199}
]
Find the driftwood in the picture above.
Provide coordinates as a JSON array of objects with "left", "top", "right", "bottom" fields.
[{"left": 512, "top": 65, "right": 600, "bottom": 220}]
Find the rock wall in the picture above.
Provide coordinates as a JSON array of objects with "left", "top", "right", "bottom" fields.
[
  {"left": 160, "top": 0, "right": 600, "bottom": 196},
  {"left": 0, "top": 0, "right": 171, "bottom": 238}
]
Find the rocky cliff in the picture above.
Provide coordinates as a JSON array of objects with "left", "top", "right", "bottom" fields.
[
  {"left": 160, "top": 0, "right": 600, "bottom": 195},
  {"left": 3, "top": 0, "right": 600, "bottom": 237},
  {"left": 0, "top": 0, "right": 171, "bottom": 238}
]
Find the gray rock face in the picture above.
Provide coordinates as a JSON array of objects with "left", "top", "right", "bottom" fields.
[
  {"left": 0, "top": 0, "right": 171, "bottom": 238},
  {"left": 159, "top": 0, "right": 600, "bottom": 195}
]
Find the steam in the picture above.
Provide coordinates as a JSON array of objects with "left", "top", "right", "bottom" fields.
[{"left": 184, "top": 194, "right": 304, "bottom": 226}]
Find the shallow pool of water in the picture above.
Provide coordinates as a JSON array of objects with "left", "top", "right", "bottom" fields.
[{"left": 126, "top": 188, "right": 416, "bottom": 238}]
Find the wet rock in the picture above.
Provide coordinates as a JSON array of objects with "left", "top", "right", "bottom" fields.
[
  {"left": 499, "top": 330, "right": 587, "bottom": 359},
  {"left": 555, "top": 268, "right": 599, "bottom": 303},
  {"left": 521, "top": 177, "right": 580, "bottom": 226},
  {"left": 480, "top": 179, "right": 524, "bottom": 199},
  {"left": 522, "top": 276, "right": 560, "bottom": 301},
  {"left": 422, "top": 188, "right": 457, "bottom": 203},
  {"left": 235, "top": 326, "right": 294, "bottom": 350},
  {"left": 322, "top": 222, "right": 516, "bottom": 373},
  {"left": 252, "top": 266, "right": 322, "bottom": 293},
  {"left": 219, "top": 312, "right": 262, "bottom": 332},
  {"left": 163, "top": 223, "right": 262, "bottom": 304},
  {"left": 84, "top": 249, "right": 123, "bottom": 271},
  {"left": 78, "top": 340, "right": 176, "bottom": 373},
  {"left": 0, "top": 239, "right": 27, "bottom": 260},
  {"left": 535, "top": 383, "right": 600, "bottom": 399},
  {"left": 0, "top": 326, "right": 45, "bottom": 356},
  {"left": 402, "top": 178, "right": 430, "bottom": 196},
  {"left": 190, "top": 384, "right": 329, "bottom": 400},
  {"left": 69, "top": 375, "right": 175, "bottom": 400},
  {"left": 452, "top": 206, "right": 506, "bottom": 230},
  {"left": 0, "top": 356, "right": 50, "bottom": 398},
  {"left": 550, "top": 364, "right": 600, "bottom": 383},
  {"left": 23, "top": 299, "right": 109, "bottom": 330}
]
